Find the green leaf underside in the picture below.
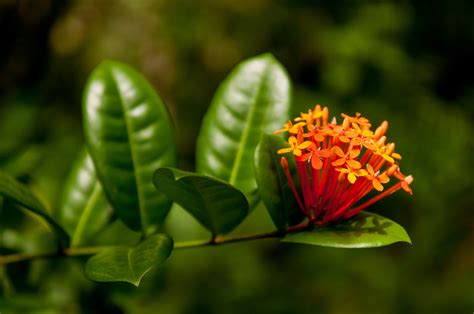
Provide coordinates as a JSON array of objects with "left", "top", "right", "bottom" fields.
[
  {"left": 85, "top": 234, "right": 173, "bottom": 287},
  {"left": 196, "top": 53, "right": 292, "bottom": 209},
  {"left": 283, "top": 212, "right": 412, "bottom": 248},
  {"left": 0, "top": 171, "right": 70, "bottom": 247},
  {"left": 83, "top": 60, "right": 177, "bottom": 232},
  {"left": 59, "top": 149, "right": 113, "bottom": 247},
  {"left": 255, "top": 134, "right": 305, "bottom": 231},
  {"left": 153, "top": 167, "right": 249, "bottom": 235}
]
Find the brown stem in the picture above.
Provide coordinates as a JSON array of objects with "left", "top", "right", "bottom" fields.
[{"left": 0, "top": 223, "right": 310, "bottom": 266}]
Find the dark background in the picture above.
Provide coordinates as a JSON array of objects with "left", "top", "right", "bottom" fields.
[{"left": 0, "top": 0, "right": 473, "bottom": 313}]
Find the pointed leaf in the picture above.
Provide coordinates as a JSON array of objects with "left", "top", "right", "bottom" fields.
[
  {"left": 153, "top": 167, "right": 249, "bottom": 235},
  {"left": 0, "top": 171, "right": 70, "bottom": 247},
  {"left": 196, "top": 53, "right": 292, "bottom": 208},
  {"left": 85, "top": 233, "right": 173, "bottom": 286},
  {"left": 83, "top": 60, "right": 177, "bottom": 233},
  {"left": 255, "top": 134, "right": 305, "bottom": 230},
  {"left": 283, "top": 212, "right": 411, "bottom": 248},
  {"left": 59, "top": 149, "right": 113, "bottom": 247}
]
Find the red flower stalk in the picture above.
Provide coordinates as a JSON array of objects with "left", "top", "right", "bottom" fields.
[{"left": 275, "top": 105, "right": 413, "bottom": 226}]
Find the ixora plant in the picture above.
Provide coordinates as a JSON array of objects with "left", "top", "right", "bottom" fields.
[{"left": 0, "top": 53, "right": 413, "bottom": 286}]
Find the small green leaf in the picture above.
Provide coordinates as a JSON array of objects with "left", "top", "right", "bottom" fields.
[
  {"left": 59, "top": 149, "right": 113, "bottom": 247},
  {"left": 196, "top": 53, "right": 292, "bottom": 208},
  {"left": 85, "top": 234, "right": 173, "bottom": 287},
  {"left": 255, "top": 134, "right": 305, "bottom": 231},
  {"left": 0, "top": 171, "right": 70, "bottom": 247},
  {"left": 83, "top": 60, "right": 177, "bottom": 234},
  {"left": 282, "top": 212, "right": 411, "bottom": 248},
  {"left": 153, "top": 167, "right": 249, "bottom": 235}
]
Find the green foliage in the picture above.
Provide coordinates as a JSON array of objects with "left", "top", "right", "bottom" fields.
[
  {"left": 254, "top": 134, "right": 305, "bottom": 231},
  {"left": 196, "top": 53, "right": 292, "bottom": 208},
  {"left": 0, "top": 171, "right": 70, "bottom": 247},
  {"left": 85, "top": 234, "right": 173, "bottom": 287},
  {"left": 3, "top": 0, "right": 471, "bottom": 308},
  {"left": 82, "top": 60, "right": 177, "bottom": 234},
  {"left": 0, "top": 56, "right": 416, "bottom": 289},
  {"left": 283, "top": 212, "right": 411, "bottom": 248},
  {"left": 59, "top": 149, "right": 112, "bottom": 247},
  {"left": 153, "top": 167, "right": 249, "bottom": 235}
]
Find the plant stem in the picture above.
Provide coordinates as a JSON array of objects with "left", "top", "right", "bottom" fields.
[{"left": 0, "top": 223, "right": 309, "bottom": 266}]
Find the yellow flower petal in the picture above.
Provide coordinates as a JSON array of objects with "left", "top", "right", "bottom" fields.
[
  {"left": 348, "top": 173, "right": 357, "bottom": 184},
  {"left": 373, "top": 179, "right": 384, "bottom": 191}
]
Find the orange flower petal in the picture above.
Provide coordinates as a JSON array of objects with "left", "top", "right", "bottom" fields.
[
  {"left": 355, "top": 169, "right": 368, "bottom": 177},
  {"left": 288, "top": 136, "right": 298, "bottom": 146},
  {"left": 311, "top": 156, "right": 323, "bottom": 170},
  {"left": 346, "top": 159, "right": 361, "bottom": 169},
  {"left": 379, "top": 174, "right": 390, "bottom": 184},
  {"left": 319, "top": 149, "right": 331, "bottom": 158},
  {"left": 392, "top": 152, "right": 402, "bottom": 160},
  {"left": 349, "top": 149, "right": 361, "bottom": 158},
  {"left": 332, "top": 158, "right": 346, "bottom": 167},
  {"left": 333, "top": 146, "right": 345, "bottom": 157},
  {"left": 298, "top": 141, "right": 313, "bottom": 150},
  {"left": 373, "top": 179, "right": 384, "bottom": 191},
  {"left": 348, "top": 173, "right": 357, "bottom": 184},
  {"left": 277, "top": 148, "right": 292, "bottom": 154},
  {"left": 366, "top": 164, "right": 375, "bottom": 176},
  {"left": 381, "top": 154, "right": 395, "bottom": 163}
]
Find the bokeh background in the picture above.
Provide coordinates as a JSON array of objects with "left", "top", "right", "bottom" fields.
[{"left": 1, "top": 0, "right": 473, "bottom": 313}]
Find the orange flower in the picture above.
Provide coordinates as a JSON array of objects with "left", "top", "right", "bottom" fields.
[
  {"left": 336, "top": 166, "right": 368, "bottom": 184},
  {"left": 308, "top": 146, "right": 331, "bottom": 170},
  {"left": 366, "top": 164, "right": 390, "bottom": 191},
  {"left": 331, "top": 146, "right": 362, "bottom": 169},
  {"left": 274, "top": 120, "right": 305, "bottom": 135},
  {"left": 277, "top": 136, "right": 313, "bottom": 156},
  {"left": 275, "top": 106, "right": 413, "bottom": 225}
]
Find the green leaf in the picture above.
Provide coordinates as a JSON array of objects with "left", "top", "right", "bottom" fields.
[
  {"left": 85, "top": 234, "right": 173, "bottom": 287},
  {"left": 153, "top": 167, "right": 249, "bottom": 235},
  {"left": 83, "top": 60, "right": 177, "bottom": 234},
  {"left": 196, "top": 53, "right": 292, "bottom": 208},
  {"left": 0, "top": 171, "right": 70, "bottom": 247},
  {"left": 59, "top": 149, "right": 113, "bottom": 247},
  {"left": 254, "top": 134, "right": 305, "bottom": 231},
  {"left": 282, "top": 212, "right": 411, "bottom": 248}
]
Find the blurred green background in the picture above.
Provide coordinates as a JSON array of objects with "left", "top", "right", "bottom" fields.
[{"left": 0, "top": 0, "right": 473, "bottom": 313}]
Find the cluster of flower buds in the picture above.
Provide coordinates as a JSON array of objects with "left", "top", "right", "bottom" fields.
[{"left": 275, "top": 105, "right": 413, "bottom": 226}]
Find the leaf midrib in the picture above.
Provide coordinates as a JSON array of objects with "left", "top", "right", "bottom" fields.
[
  {"left": 71, "top": 182, "right": 102, "bottom": 247},
  {"left": 107, "top": 68, "right": 148, "bottom": 231},
  {"left": 228, "top": 62, "right": 271, "bottom": 186}
]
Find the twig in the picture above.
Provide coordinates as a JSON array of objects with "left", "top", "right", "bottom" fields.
[{"left": 0, "top": 223, "right": 309, "bottom": 265}]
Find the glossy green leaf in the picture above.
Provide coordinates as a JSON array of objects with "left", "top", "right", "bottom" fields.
[
  {"left": 283, "top": 212, "right": 411, "bottom": 248},
  {"left": 196, "top": 53, "right": 292, "bottom": 208},
  {"left": 153, "top": 167, "right": 249, "bottom": 235},
  {"left": 85, "top": 233, "right": 173, "bottom": 287},
  {"left": 0, "top": 171, "right": 70, "bottom": 247},
  {"left": 59, "top": 149, "right": 113, "bottom": 247},
  {"left": 255, "top": 134, "right": 305, "bottom": 231},
  {"left": 83, "top": 60, "right": 177, "bottom": 233}
]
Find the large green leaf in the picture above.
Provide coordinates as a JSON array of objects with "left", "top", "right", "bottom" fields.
[
  {"left": 153, "top": 167, "right": 249, "bottom": 235},
  {"left": 0, "top": 171, "right": 70, "bottom": 247},
  {"left": 283, "top": 212, "right": 411, "bottom": 248},
  {"left": 254, "top": 134, "right": 305, "bottom": 231},
  {"left": 196, "top": 53, "right": 292, "bottom": 208},
  {"left": 85, "top": 234, "right": 173, "bottom": 287},
  {"left": 83, "top": 60, "right": 177, "bottom": 234},
  {"left": 59, "top": 149, "right": 113, "bottom": 247}
]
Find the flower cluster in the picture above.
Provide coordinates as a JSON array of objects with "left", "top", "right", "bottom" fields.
[{"left": 275, "top": 105, "right": 413, "bottom": 226}]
